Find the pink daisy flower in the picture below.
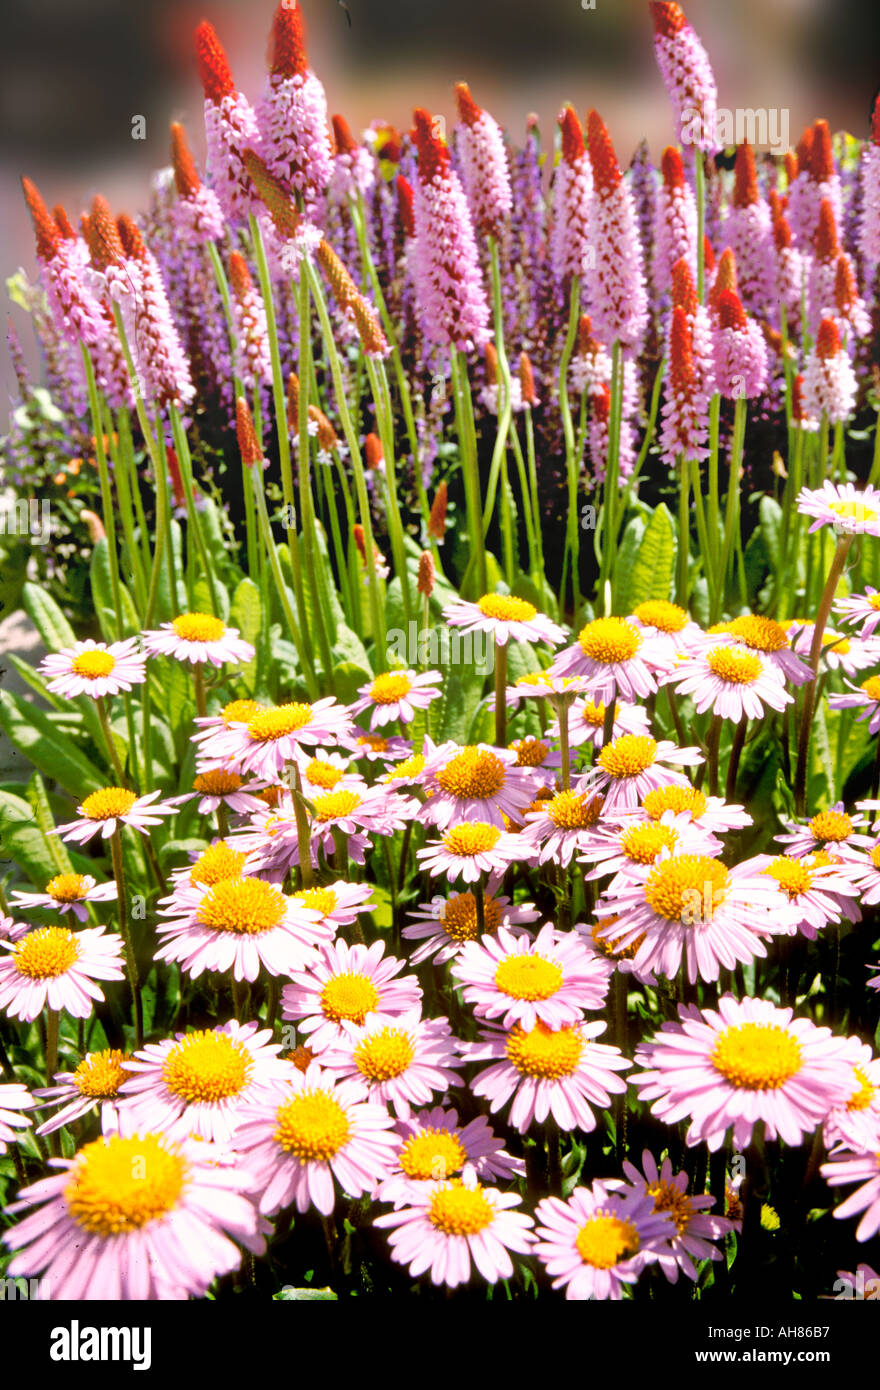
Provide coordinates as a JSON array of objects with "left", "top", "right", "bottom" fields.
[
  {"left": 629, "top": 599, "right": 703, "bottom": 659},
  {"left": 790, "top": 622, "right": 880, "bottom": 678},
  {"left": 118, "top": 1020, "right": 295, "bottom": 1144},
  {"left": 376, "top": 1105, "right": 524, "bottom": 1208},
  {"left": 505, "top": 736, "right": 563, "bottom": 788},
  {"left": 233, "top": 1063, "right": 399, "bottom": 1217},
  {"left": 442, "top": 593, "right": 565, "bottom": 649},
  {"left": 175, "top": 768, "right": 269, "bottom": 818},
  {"left": 775, "top": 802, "right": 873, "bottom": 863},
  {"left": 638, "top": 782, "right": 752, "bottom": 834},
  {"left": 348, "top": 668, "right": 442, "bottom": 729},
  {"left": 463, "top": 1017, "right": 629, "bottom": 1134},
  {"left": 519, "top": 789, "right": 606, "bottom": 868},
  {"left": 374, "top": 1175, "right": 535, "bottom": 1288},
  {"left": 0, "top": 1082, "right": 36, "bottom": 1153},
  {"left": 828, "top": 676, "right": 880, "bottom": 735},
  {"left": 39, "top": 637, "right": 145, "bottom": 699},
  {"left": 851, "top": 839, "right": 880, "bottom": 905},
  {"left": 619, "top": 1150, "right": 734, "bottom": 1284},
  {"left": 0, "top": 925, "right": 125, "bottom": 1022},
  {"left": 822, "top": 1041, "right": 880, "bottom": 1152},
  {"left": 663, "top": 642, "right": 792, "bottom": 720},
  {"left": 142, "top": 612, "right": 255, "bottom": 668},
  {"left": 340, "top": 728, "right": 412, "bottom": 764},
  {"left": 189, "top": 698, "right": 268, "bottom": 767},
  {"left": 577, "top": 734, "right": 702, "bottom": 813},
  {"left": 579, "top": 812, "right": 719, "bottom": 887},
  {"left": 2, "top": 1121, "right": 266, "bottom": 1299},
  {"left": 421, "top": 743, "right": 540, "bottom": 831},
  {"left": 835, "top": 587, "right": 880, "bottom": 638},
  {"left": 451, "top": 923, "right": 608, "bottom": 1031},
  {"left": 54, "top": 786, "right": 178, "bottom": 846},
  {"left": 306, "top": 784, "right": 418, "bottom": 866},
  {"left": 33, "top": 1049, "right": 130, "bottom": 1138},
  {"left": 9, "top": 872, "right": 116, "bottom": 922},
  {"left": 534, "top": 1180, "right": 674, "bottom": 1301},
  {"left": 319, "top": 1010, "right": 462, "bottom": 1119},
  {"left": 288, "top": 880, "right": 376, "bottom": 934},
  {"left": 222, "top": 699, "right": 354, "bottom": 781},
  {"left": 633, "top": 994, "right": 855, "bottom": 1151},
  {"left": 551, "top": 617, "right": 671, "bottom": 703},
  {"left": 821, "top": 1148, "right": 880, "bottom": 1242},
  {"left": 506, "top": 672, "right": 592, "bottom": 707},
  {"left": 402, "top": 885, "right": 539, "bottom": 965},
  {"left": 281, "top": 938, "right": 422, "bottom": 1051},
  {"left": 753, "top": 851, "right": 862, "bottom": 939},
  {"left": 549, "top": 695, "right": 650, "bottom": 750},
  {"left": 707, "top": 614, "right": 812, "bottom": 686},
  {"left": 417, "top": 821, "right": 530, "bottom": 885},
  {"left": 797, "top": 479, "right": 880, "bottom": 537}
]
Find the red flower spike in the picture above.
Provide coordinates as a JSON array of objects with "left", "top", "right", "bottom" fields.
[
  {"left": 86, "top": 196, "right": 125, "bottom": 270},
  {"left": 810, "top": 120, "right": 834, "bottom": 182},
  {"left": 784, "top": 152, "right": 798, "bottom": 186},
  {"left": 484, "top": 341, "right": 499, "bottom": 385},
  {"left": 332, "top": 114, "right": 358, "bottom": 156},
  {"left": 171, "top": 123, "right": 201, "bottom": 199},
  {"left": 795, "top": 126, "right": 813, "bottom": 173},
  {"left": 732, "top": 142, "right": 759, "bottom": 209},
  {"left": 287, "top": 372, "right": 300, "bottom": 427},
  {"left": 195, "top": 20, "right": 235, "bottom": 105},
  {"left": 671, "top": 257, "right": 697, "bottom": 315},
  {"left": 716, "top": 288, "right": 748, "bottom": 332},
  {"left": 593, "top": 383, "right": 611, "bottom": 425},
  {"left": 316, "top": 239, "right": 360, "bottom": 308},
  {"left": 559, "top": 106, "right": 585, "bottom": 165},
  {"left": 669, "top": 304, "right": 696, "bottom": 396},
  {"left": 834, "top": 254, "right": 858, "bottom": 313},
  {"left": 519, "top": 352, "right": 538, "bottom": 407},
  {"left": 768, "top": 189, "right": 784, "bottom": 220},
  {"left": 228, "top": 252, "right": 254, "bottom": 301},
  {"left": 650, "top": 2, "right": 686, "bottom": 38},
  {"left": 53, "top": 205, "right": 76, "bottom": 241},
  {"left": 455, "top": 82, "right": 482, "bottom": 129},
  {"left": 428, "top": 481, "right": 448, "bottom": 540},
  {"left": 21, "top": 178, "right": 60, "bottom": 262},
  {"left": 814, "top": 199, "right": 839, "bottom": 261},
  {"left": 576, "top": 313, "right": 594, "bottom": 355},
  {"left": 242, "top": 148, "right": 301, "bottom": 239},
  {"left": 661, "top": 146, "right": 685, "bottom": 189},
  {"left": 417, "top": 551, "right": 436, "bottom": 598},
  {"left": 708, "top": 248, "right": 737, "bottom": 310},
  {"left": 586, "top": 109, "right": 621, "bottom": 194},
  {"left": 792, "top": 373, "right": 807, "bottom": 421},
  {"left": 816, "top": 318, "right": 841, "bottom": 360},
  {"left": 236, "top": 397, "right": 263, "bottom": 467},
  {"left": 116, "top": 214, "right": 147, "bottom": 261},
  {"left": 413, "top": 108, "right": 451, "bottom": 181},
  {"left": 873, "top": 95, "right": 880, "bottom": 147},
  {"left": 352, "top": 523, "right": 368, "bottom": 561},
  {"left": 268, "top": 1, "right": 308, "bottom": 80},
  {"left": 703, "top": 235, "right": 716, "bottom": 274},
  {"left": 364, "top": 433, "right": 384, "bottom": 469},
  {"left": 166, "top": 447, "right": 187, "bottom": 508},
  {"left": 379, "top": 133, "right": 402, "bottom": 163},
  {"left": 772, "top": 209, "right": 793, "bottom": 251},
  {"left": 396, "top": 175, "right": 415, "bottom": 238}
]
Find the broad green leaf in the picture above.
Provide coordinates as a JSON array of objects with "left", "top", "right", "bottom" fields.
[
  {"left": 22, "top": 581, "right": 75, "bottom": 651},
  {"left": 0, "top": 789, "right": 70, "bottom": 887},
  {"left": 0, "top": 690, "right": 105, "bottom": 798},
  {"left": 758, "top": 495, "right": 784, "bottom": 572},
  {"left": 625, "top": 504, "right": 675, "bottom": 609},
  {"left": 229, "top": 578, "right": 261, "bottom": 694},
  {"left": 90, "top": 541, "right": 140, "bottom": 640},
  {"left": 611, "top": 515, "right": 647, "bottom": 614},
  {"left": 25, "top": 773, "right": 74, "bottom": 875}
]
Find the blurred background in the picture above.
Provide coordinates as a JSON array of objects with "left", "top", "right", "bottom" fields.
[{"left": 3, "top": 0, "right": 880, "bottom": 398}]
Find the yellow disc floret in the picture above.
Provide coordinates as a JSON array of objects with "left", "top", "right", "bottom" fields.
[
  {"left": 643, "top": 855, "right": 730, "bottom": 921},
  {"left": 73, "top": 1049, "right": 130, "bottom": 1100},
  {"left": 598, "top": 734, "right": 658, "bottom": 780},
  {"left": 477, "top": 594, "right": 537, "bottom": 623},
  {"left": 441, "top": 892, "right": 503, "bottom": 941},
  {"left": 14, "top": 926, "right": 79, "bottom": 979},
  {"left": 706, "top": 647, "right": 763, "bottom": 684},
  {"left": 578, "top": 617, "right": 641, "bottom": 664},
  {"left": 196, "top": 877, "right": 287, "bottom": 935},
  {"left": 762, "top": 856, "right": 813, "bottom": 898},
  {"left": 189, "top": 842, "right": 248, "bottom": 887},
  {"left": 247, "top": 704, "right": 313, "bottom": 741},
  {"left": 846, "top": 1066, "right": 877, "bottom": 1112},
  {"left": 646, "top": 1179, "right": 691, "bottom": 1235},
  {"left": 274, "top": 1089, "right": 351, "bottom": 1160},
  {"left": 441, "top": 823, "right": 501, "bottom": 856},
  {"left": 296, "top": 887, "right": 339, "bottom": 917},
  {"left": 354, "top": 1026, "right": 416, "bottom": 1081},
  {"left": 80, "top": 787, "right": 138, "bottom": 820},
  {"left": 72, "top": 650, "right": 116, "bottom": 679},
  {"left": 369, "top": 672, "right": 413, "bottom": 704},
  {"left": 642, "top": 785, "right": 708, "bottom": 820},
  {"left": 633, "top": 600, "right": 689, "bottom": 633},
  {"left": 45, "top": 872, "right": 90, "bottom": 903},
  {"left": 65, "top": 1134, "right": 186, "bottom": 1235},
  {"left": 193, "top": 769, "right": 243, "bottom": 795},
  {"left": 222, "top": 699, "right": 265, "bottom": 725},
  {"left": 171, "top": 612, "right": 226, "bottom": 643},
  {"left": 505, "top": 1021, "right": 583, "bottom": 1078},
  {"left": 494, "top": 954, "right": 564, "bottom": 1001},
  {"left": 509, "top": 738, "right": 549, "bottom": 767},
  {"left": 436, "top": 747, "right": 507, "bottom": 800},
  {"left": 162, "top": 1030, "right": 252, "bottom": 1103},
  {"left": 399, "top": 1128, "right": 467, "bottom": 1182},
  {"left": 861, "top": 677, "right": 880, "bottom": 703},
  {"left": 576, "top": 1212, "right": 640, "bottom": 1268},
  {"left": 312, "top": 790, "right": 363, "bottom": 822},
  {"left": 305, "top": 758, "right": 346, "bottom": 790},
  {"left": 619, "top": 823, "right": 679, "bottom": 864},
  {"left": 427, "top": 1181, "right": 494, "bottom": 1235},
  {"left": 711, "top": 1022, "right": 802, "bottom": 1089},
  {"left": 727, "top": 614, "right": 790, "bottom": 653},
  {"left": 320, "top": 972, "right": 380, "bottom": 1024},
  {"left": 545, "top": 790, "right": 604, "bottom": 830},
  {"left": 808, "top": 810, "right": 853, "bottom": 843}
]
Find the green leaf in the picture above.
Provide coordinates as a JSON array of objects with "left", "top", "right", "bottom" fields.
[
  {"left": 22, "top": 581, "right": 76, "bottom": 651},
  {"left": 0, "top": 788, "right": 71, "bottom": 887},
  {"left": 0, "top": 690, "right": 105, "bottom": 798},
  {"left": 229, "top": 578, "right": 261, "bottom": 694},
  {"left": 611, "top": 515, "right": 647, "bottom": 614},
  {"left": 191, "top": 575, "right": 229, "bottom": 624},
  {"left": 624, "top": 504, "right": 675, "bottom": 609},
  {"left": 25, "top": 773, "right": 74, "bottom": 875},
  {"left": 90, "top": 541, "right": 140, "bottom": 640},
  {"left": 332, "top": 659, "right": 372, "bottom": 707},
  {"left": 758, "top": 495, "right": 783, "bottom": 572}
]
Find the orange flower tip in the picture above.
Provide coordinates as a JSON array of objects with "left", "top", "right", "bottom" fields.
[
  {"left": 593, "top": 383, "right": 611, "bottom": 423},
  {"left": 810, "top": 119, "right": 834, "bottom": 181},
  {"left": 834, "top": 255, "right": 857, "bottom": 310},
  {"left": 649, "top": 1, "right": 686, "bottom": 38},
  {"left": 242, "top": 148, "right": 301, "bottom": 238},
  {"left": 364, "top": 433, "right": 384, "bottom": 468},
  {"left": 413, "top": 108, "right": 450, "bottom": 181},
  {"left": 396, "top": 175, "right": 415, "bottom": 237},
  {"left": 716, "top": 288, "right": 748, "bottom": 332},
  {"left": 287, "top": 371, "right": 300, "bottom": 422},
  {"left": 53, "top": 204, "right": 76, "bottom": 241},
  {"left": 577, "top": 313, "right": 594, "bottom": 353},
  {"left": 661, "top": 146, "right": 685, "bottom": 189},
  {"left": 586, "top": 109, "right": 621, "bottom": 193},
  {"left": 417, "top": 550, "right": 436, "bottom": 597},
  {"left": 116, "top": 214, "right": 147, "bottom": 261},
  {"left": 332, "top": 113, "right": 358, "bottom": 155},
  {"left": 428, "top": 480, "right": 448, "bottom": 539},
  {"left": 669, "top": 305, "right": 695, "bottom": 389},
  {"left": 228, "top": 251, "right": 252, "bottom": 298},
  {"left": 732, "top": 142, "right": 759, "bottom": 208},
  {"left": 703, "top": 235, "right": 716, "bottom": 274},
  {"left": 671, "top": 257, "right": 696, "bottom": 313},
  {"left": 269, "top": 0, "right": 308, "bottom": 79},
  {"left": 353, "top": 522, "right": 367, "bottom": 559},
  {"left": 559, "top": 106, "right": 585, "bottom": 165},
  {"left": 86, "top": 196, "right": 125, "bottom": 269},
  {"left": 815, "top": 199, "right": 839, "bottom": 259},
  {"left": 772, "top": 210, "right": 792, "bottom": 251},
  {"left": 165, "top": 446, "right": 186, "bottom": 506},
  {"left": 171, "top": 122, "right": 201, "bottom": 198},
  {"left": 519, "top": 351, "right": 538, "bottom": 406},
  {"left": 195, "top": 20, "right": 236, "bottom": 104},
  {"left": 795, "top": 125, "right": 813, "bottom": 171},
  {"left": 22, "top": 177, "right": 61, "bottom": 261},
  {"left": 783, "top": 151, "right": 798, "bottom": 185},
  {"left": 484, "top": 341, "right": 499, "bottom": 384},
  {"left": 873, "top": 95, "right": 880, "bottom": 147},
  {"left": 455, "top": 82, "right": 482, "bottom": 128},
  {"left": 79, "top": 510, "right": 106, "bottom": 543},
  {"left": 816, "top": 318, "right": 841, "bottom": 360},
  {"left": 236, "top": 397, "right": 263, "bottom": 467},
  {"left": 708, "top": 247, "right": 737, "bottom": 308}
]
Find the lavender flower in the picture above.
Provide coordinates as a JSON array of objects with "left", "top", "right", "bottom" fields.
[
  {"left": 586, "top": 110, "right": 647, "bottom": 350},
  {"left": 454, "top": 83, "right": 513, "bottom": 240},
  {"left": 256, "top": 2, "right": 333, "bottom": 218}
]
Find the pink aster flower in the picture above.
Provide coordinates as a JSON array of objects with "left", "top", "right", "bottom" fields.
[
  {"left": 320, "top": 1010, "right": 462, "bottom": 1119},
  {"left": 822, "top": 1148, "right": 880, "bottom": 1242},
  {"left": 222, "top": 699, "right": 354, "bottom": 781},
  {"left": 10, "top": 872, "right": 116, "bottom": 922},
  {"left": 175, "top": 768, "right": 268, "bottom": 819},
  {"left": 421, "top": 742, "right": 538, "bottom": 831},
  {"left": 417, "top": 821, "right": 530, "bottom": 885},
  {"left": 828, "top": 677, "right": 880, "bottom": 735},
  {"left": 753, "top": 850, "right": 862, "bottom": 940},
  {"left": 0, "top": 925, "right": 125, "bottom": 1022},
  {"left": 633, "top": 994, "right": 854, "bottom": 1151},
  {"left": 551, "top": 616, "right": 671, "bottom": 703},
  {"left": 551, "top": 107, "right": 594, "bottom": 285},
  {"left": 402, "top": 883, "right": 539, "bottom": 965},
  {"left": 519, "top": 789, "right": 606, "bottom": 868},
  {"left": 822, "top": 1041, "right": 880, "bottom": 1152},
  {"left": 142, "top": 612, "right": 255, "bottom": 668},
  {"left": 374, "top": 1176, "right": 534, "bottom": 1288},
  {"left": 706, "top": 614, "right": 813, "bottom": 685},
  {"left": 0, "top": 1082, "right": 36, "bottom": 1153},
  {"left": 798, "top": 478, "right": 880, "bottom": 538},
  {"left": 586, "top": 110, "right": 648, "bottom": 350},
  {"left": 411, "top": 107, "right": 491, "bottom": 352},
  {"left": 775, "top": 802, "right": 874, "bottom": 863},
  {"left": 662, "top": 642, "right": 792, "bottom": 720},
  {"left": 341, "top": 728, "right": 412, "bottom": 765},
  {"left": 712, "top": 289, "right": 767, "bottom": 399},
  {"left": 579, "top": 811, "right": 719, "bottom": 888},
  {"left": 376, "top": 1105, "right": 524, "bottom": 1209},
  {"left": 464, "top": 1017, "right": 629, "bottom": 1134},
  {"left": 549, "top": 695, "right": 651, "bottom": 750},
  {"left": 534, "top": 1180, "right": 674, "bottom": 1300},
  {"left": 639, "top": 783, "right": 752, "bottom": 834},
  {"left": 54, "top": 787, "right": 178, "bottom": 845},
  {"left": 307, "top": 784, "right": 418, "bottom": 867},
  {"left": 790, "top": 621, "right": 880, "bottom": 677},
  {"left": 451, "top": 922, "right": 608, "bottom": 1031},
  {"left": 39, "top": 637, "right": 145, "bottom": 699},
  {"left": 2, "top": 1121, "right": 266, "bottom": 1299},
  {"left": 835, "top": 587, "right": 880, "bottom": 639},
  {"left": 851, "top": 838, "right": 880, "bottom": 905},
  {"left": 577, "top": 734, "right": 702, "bottom": 813},
  {"left": 288, "top": 879, "right": 376, "bottom": 934},
  {"left": 348, "top": 668, "right": 443, "bottom": 729},
  {"left": 859, "top": 98, "right": 880, "bottom": 276},
  {"left": 454, "top": 83, "right": 512, "bottom": 240},
  {"left": 650, "top": 2, "right": 720, "bottom": 155},
  {"left": 652, "top": 147, "right": 697, "bottom": 300},
  {"left": 281, "top": 938, "right": 422, "bottom": 1051},
  {"left": 256, "top": 4, "right": 333, "bottom": 217},
  {"left": 196, "top": 21, "right": 264, "bottom": 227},
  {"left": 800, "top": 321, "right": 859, "bottom": 427},
  {"left": 443, "top": 592, "right": 565, "bottom": 649},
  {"left": 618, "top": 1150, "right": 733, "bottom": 1284},
  {"left": 33, "top": 1049, "right": 130, "bottom": 1138}
]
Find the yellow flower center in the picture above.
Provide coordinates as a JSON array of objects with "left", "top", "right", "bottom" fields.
[
  {"left": 707, "top": 647, "right": 763, "bottom": 684},
  {"left": 509, "top": 738, "right": 549, "bottom": 767},
  {"left": 73, "top": 1049, "right": 130, "bottom": 1099},
  {"left": 846, "top": 1066, "right": 876, "bottom": 1112},
  {"left": 871, "top": 595, "right": 880, "bottom": 611},
  {"left": 762, "top": 856, "right": 813, "bottom": 897},
  {"left": 162, "top": 1031, "right": 252, "bottom": 1103},
  {"left": 647, "top": 1179, "right": 691, "bottom": 1235},
  {"left": 45, "top": 872, "right": 90, "bottom": 903},
  {"left": 477, "top": 593, "right": 537, "bottom": 623},
  {"left": 274, "top": 1089, "right": 351, "bottom": 1161},
  {"left": 196, "top": 877, "right": 287, "bottom": 935},
  {"left": 222, "top": 699, "right": 265, "bottom": 725},
  {"left": 545, "top": 790, "right": 604, "bottom": 829},
  {"left": 504, "top": 1021, "right": 583, "bottom": 1078},
  {"left": 642, "top": 785, "right": 708, "bottom": 820},
  {"left": 861, "top": 677, "right": 880, "bottom": 702},
  {"left": 441, "top": 823, "right": 501, "bottom": 856},
  {"left": 578, "top": 617, "right": 642, "bottom": 664},
  {"left": 728, "top": 614, "right": 790, "bottom": 653},
  {"left": 193, "top": 769, "right": 243, "bottom": 795},
  {"left": 80, "top": 786, "right": 138, "bottom": 821},
  {"left": 589, "top": 917, "right": 643, "bottom": 960},
  {"left": 711, "top": 1022, "right": 802, "bottom": 1088},
  {"left": 296, "top": 887, "right": 339, "bottom": 917},
  {"left": 808, "top": 810, "right": 853, "bottom": 843},
  {"left": 435, "top": 747, "right": 508, "bottom": 800},
  {"left": 428, "top": 1182, "right": 495, "bottom": 1235},
  {"left": 14, "top": 926, "right": 79, "bottom": 979},
  {"left": 440, "top": 892, "right": 503, "bottom": 941},
  {"left": 399, "top": 1128, "right": 467, "bottom": 1182},
  {"left": 312, "top": 790, "right": 363, "bottom": 821},
  {"left": 643, "top": 855, "right": 730, "bottom": 921},
  {"left": 598, "top": 734, "right": 658, "bottom": 780},
  {"left": 71, "top": 650, "right": 116, "bottom": 679},
  {"left": 305, "top": 758, "right": 345, "bottom": 789},
  {"left": 368, "top": 672, "right": 413, "bottom": 704},
  {"left": 581, "top": 701, "right": 606, "bottom": 726},
  {"left": 354, "top": 1026, "right": 416, "bottom": 1081},
  {"left": 871, "top": 844, "right": 880, "bottom": 871},
  {"left": 384, "top": 754, "right": 427, "bottom": 783},
  {"left": 320, "top": 972, "right": 380, "bottom": 1024},
  {"left": 619, "top": 823, "right": 679, "bottom": 864},
  {"left": 633, "top": 600, "right": 689, "bottom": 633},
  {"left": 171, "top": 612, "right": 226, "bottom": 643},
  {"left": 189, "top": 841, "right": 248, "bottom": 887},
  {"left": 65, "top": 1134, "right": 187, "bottom": 1235},
  {"left": 357, "top": 734, "right": 389, "bottom": 752},
  {"left": 494, "top": 954, "right": 564, "bottom": 1000},
  {"left": 822, "top": 631, "right": 850, "bottom": 655},
  {"left": 247, "top": 703, "right": 314, "bottom": 741},
  {"left": 828, "top": 500, "right": 879, "bottom": 523},
  {"left": 576, "top": 1212, "right": 640, "bottom": 1268}
]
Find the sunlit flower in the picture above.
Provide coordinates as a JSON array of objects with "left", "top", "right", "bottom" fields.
[
  {"left": 0, "top": 925, "right": 125, "bottom": 1022},
  {"left": 443, "top": 593, "right": 565, "bottom": 648},
  {"left": 0, "top": 1083, "right": 36, "bottom": 1154},
  {"left": 319, "top": 1010, "right": 462, "bottom": 1119},
  {"left": 9, "top": 873, "right": 116, "bottom": 922},
  {"left": 753, "top": 850, "right": 861, "bottom": 939},
  {"left": 421, "top": 743, "right": 538, "bottom": 830},
  {"left": 39, "top": 638, "right": 146, "bottom": 699},
  {"left": 281, "top": 938, "right": 422, "bottom": 1050},
  {"left": 142, "top": 612, "right": 255, "bottom": 667},
  {"left": 618, "top": 1150, "right": 733, "bottom": 1283},
  {"left": 822, "top": 1148, "right": 880, "bottom": 1242},
  {"left": 34, "top": 1049, "right": 130, "bottom": 1137},
  {"left": 775, "top": 802, "right": 873, "bottom": 863},
  {"left": 828, "top": 676, "right": 880, "bottom": 734},
  {"left": 835, "top": 587, "right": 880, "bottom": 639},
  {"left": 551, "top": 617, "right": 671, "bottom": 703},
  {"left": 222, "top": 699, "right": 353, "bottom": 780},
  {"left": 549, "top": 695, "right": 651, "bottom": 749},
  {"left": 822, "top": 1041, "right": 880, "bottom": 1152},
  {"left": 577, "top": 734, "right": 702, "bottom": 812},
  {"left": 402, "top": 885, "right": 539, "bottom": 964},
  {"left": 417, "top": 821, "right": 530, "bottom": 884},
  {"left": 520, "top": 789, "right": 605, "bottom": 867},
  {"left": 376, "top": 1105, "right": 524, "bottom": 1208},
  {"left": 663, "top": 642, "right": 792, "bottom": 720},
  {"left": 175, "top": 769, "right": 268, "bottom": 817},
  {"left": 348, "top": 668, "right": 442, "bottom": 729},
  {"left": 54, "top": 787, "right": 178, "bottom": 845},
  {"left": 534, "top": 1180, "right": 673, "bottom": 1300}
]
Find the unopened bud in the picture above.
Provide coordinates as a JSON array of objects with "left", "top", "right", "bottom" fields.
[
  {"left": 236, "top": 396, "right": 263, "bottom": 467},
  {"left": 80, "top": 510, "right": 106, "bottom": 543},
  {"left": 428, "top": 480, "right": 448, "bottom": 540},
  {"left": 364, "top": 433, "right": 384, "bottom": 469},
  {"left": 417, "top": 550, "right": 435, "bottom": 596}
]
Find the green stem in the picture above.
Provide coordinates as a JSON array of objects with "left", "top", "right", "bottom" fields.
[
  {"left": 794, "top": 534, "right": 854, "bottom": 815},
  {"left": 111, "top": 828, "right": 141, "bottom": 1048},
  {"left": 558, "top": 280, "right": 581, "bottom": 615},
  {"left": 168, "top": 404, "right": 220, "bottom": 615},
  {"left": 494, "top": 640, "right": 508, "bottom": 748},
  {"left": 96, "top": 696, "right": 127, "bottom": 786}
]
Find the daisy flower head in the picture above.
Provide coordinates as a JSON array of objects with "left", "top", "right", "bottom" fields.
[
  {"left": 2, "top": 1120, "right": 266, "bottom": 1299},
  {"left": 307, "top": 784, "right": 418, "bottom": 867},
  {"left": 821, "top": 1148, "right": 880, "bottom": 1243},
  {"left": 633, "top": 994, "right": 855, "bottom": 1151},
  {"left": 34, "top": 1049, "right": 131, "bottom": 1138},
  {"left": 520, "top": 788, "right": 605, "bottom": 867},
  {"left": 796, "top": 481, "right": 880, "bottom": 538},
  {"left": 828, "top": 676, "right": 880, "bottom": 735},
  {"left": 166, "top": 838, "right": 255, "bottom": 896},
  {"left": 340, "top": 728, "right": 412, "bottom": 764},
  {"left": 10, "top": 872, "right": 116, "bottom": 922},
  {"left": 776, "top": 802, "right": 873, "bottom": 863},
  {"left": 835, "top": 587, "right": 880, "bottom": 638},
  {"left": 451, "top": 922, "right": 608, "bottom": 1031},
  {"left": 578, "top": 812, "right": 719, "bottom": 887},
  {"left": 375, "top": 1175, "right": 535, "bottom": 1288},
  {"left": 551, "top": 616, "right": 672, "bottom": 702},
  {"left": 755, "top": 850, "right": 862, "bottom": 939},
  {"left": 142, "top": 611, "right": 255, "bottom": 667},
  {"left": 790, "top": 621, "right": 880, "bottom": 678},
  {"left": 421, "top": 742, "right": 539, "bottom": 830},
  {"left": 464, "top": 1017, "right": 629, "bottom": 1134},
  {"left": 376, "top": 1105, "right": 525, "bottom": 1208},
  {"left": 851, "top": 839, "right": 880, "bottom": 906},
  {"left": 189, "top": 698, "right": 267, "bottom": 767},
  {"left": 662, "top": 642, "right": 792, "bottom": 720},
  {"left": 533, "top": 1179, "right": 673, "bottom": 1300},
  {"left": 288, "top": 879, "right": 376, "bottom": 933},
  {"left": 402, "top": 884, "right": 539, "bottom": 965},
  {"left": 550, "top": 695, "right": 651, "bottom": 750},
  {"left": 629, "top": 599, "right": 703, "bottom": 657},
  {"left": 506, "top": 670, "right": 592, "bottom": 707},
  {"left": 54, "top": 786, "right": 178, "bottom": 845},
  {"left": 578, "top": 734, "right": 702, "bottom": 812},
  {"left": 295, "top": 749, "right": 362, "bottom": 795},
  {"left": 443, "top": 592, "right": 566, "bottom": 648},
  {"left": 639, "top": 782, "right": 753, "bottom": 834},
  {"left": 224, "top": 698, "right": 354, "bottom": 780},
  {"left": 709, "top": 613, "right": 812, "bottom": 685},
  {"left": 177, "top": 769, "right": 268, "bottom": 817},
  {"left": 619, "top": 1150, "right": 734, "bottom": 1283},
  {"left": 822, "top": 1041, "right": 880, "bottom": 1152},
  {"left": 417, "top": 820, "right": 530, "bottom": 885},
  {"left": 233, "top": 1062, "right": 399, "bottom": 1218},
  {"left": 0, "top": 1082, "right": 36, "bottom": 1154},
  {"left": 319, "top": 1010, "right": 462, "bottom": 1119},
  {"left": 39, "top": 637, "right": 146, "bottom": 699},
  {"left": 0, "top": 925, "right": 125, "bottom": 1022},
  {"left": 348, "top": 668, "right": 442, "bottom": 729},
  {"left": 154, "top": 875, "right": 331, "bottom": 983},
  {"left": 506, "top": 736, "right": 563, "bottom": 787},
  {"left": 118, "top": 1020, "right": 295, "bottom": 1144},
  {"left": 281, "top": 938, "right": 422, "bottom": 1050}
]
